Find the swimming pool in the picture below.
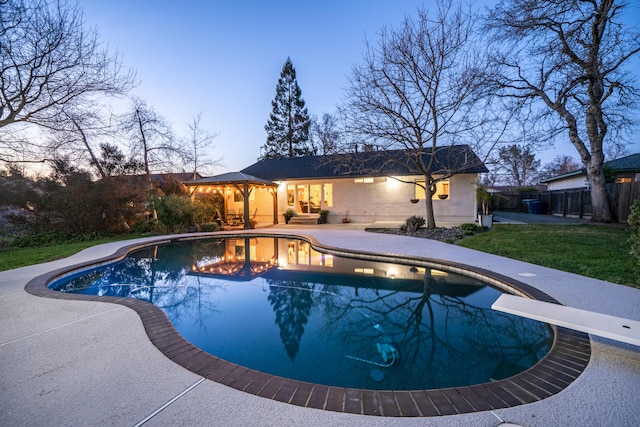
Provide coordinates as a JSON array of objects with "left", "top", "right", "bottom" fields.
[
  {"left": 49, "top": 235, "right": 552, "bottom": 390},
  {"left": 28, "top": 233, "right": 590, "bottom": 416}
]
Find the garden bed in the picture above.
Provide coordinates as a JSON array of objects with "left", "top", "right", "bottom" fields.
[{"left": 365, "top": 225, "right": 481, "bottom": 243}]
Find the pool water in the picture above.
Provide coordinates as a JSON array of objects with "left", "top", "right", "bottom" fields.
[{"left": 50, "top": 236, "right": 553, "bottom": 390}]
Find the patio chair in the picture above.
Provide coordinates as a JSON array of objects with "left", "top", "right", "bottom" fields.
[
  {"left": 214, "top": 209, "right": 225, "bottom": 227},
  {"left": 227, "top": 209, "right": 240, "bottom": 226}
]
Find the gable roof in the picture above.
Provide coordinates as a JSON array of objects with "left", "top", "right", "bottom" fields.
[
  {"left": 540, "top": 152, "right": 640, "bottom": 183},
  {"left": 607, "top": 153, "right": 640, "bottom": 172},
  {"left": 184, "top": 171, "right": 277, "bottom": 187},
  {"left": 240, "top": 145, "right": 488, "bottom": 181}
]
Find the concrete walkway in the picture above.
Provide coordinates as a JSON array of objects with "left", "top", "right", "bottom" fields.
[{"left": 1, "top": 229, "right": 639, "bottom": 426}]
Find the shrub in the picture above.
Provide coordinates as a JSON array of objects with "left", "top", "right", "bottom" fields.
[
  {"left": 459, "top": 223, "right": 480, "bottom": 233},
  {"left": 192, "top": 194, "right": 223, "bottom": 224},
  {"left": 2, "top": 162, "right": 147, "bottom": 235},
  {"left": 403, "top": 215, "right": 426, "bottom": 233},
  {"left": 131, "top": 218, "right": 158, "bottom": 234},
  {"left": 150, "top": 195, "right": 194, "bottom": 232},
  {"left": 198, "top": 222, "right": 221, "bottom": 232}
]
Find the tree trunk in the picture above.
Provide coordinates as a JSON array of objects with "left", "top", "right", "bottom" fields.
[
  {"left": 68, "top": 115, "right": 106, "bottom": 179},
  {"left": 562, "top": 107, "right": 613, "bottom": 223},
  {"left": 423, "top": 174, "right": 437, "bottom": 229},
  {"left": 586, "top": 158, "right": 613, "bottom": 222}
]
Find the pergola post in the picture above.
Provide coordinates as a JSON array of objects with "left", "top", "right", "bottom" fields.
[
  {"left": 243, "top": 183, "right": 251, "bottom": 229},
  {"left": 272, "top": 189, "right": 278, "bottom": 224}
]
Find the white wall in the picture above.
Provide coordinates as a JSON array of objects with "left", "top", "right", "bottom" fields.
[
  {"left": 546, "top": 175, "right": 588, "bottom": 191},
  {"left": 277, "top": 174, "right": 479, "bottom": 226}
]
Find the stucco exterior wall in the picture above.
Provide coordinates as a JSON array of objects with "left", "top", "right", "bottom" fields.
[
  {"left": 246, "top": 188, "right": 276, "bottom": 226},
  {"left": 276, "top": 174, "right": 479, "bottom": 226},
  {"left": 546, "top": 175, "right": 588, "bottom": 191}
]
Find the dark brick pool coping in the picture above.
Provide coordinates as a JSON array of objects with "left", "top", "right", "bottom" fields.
[{"left": 25, "top": 232, "right": 591, "bottom": 417}]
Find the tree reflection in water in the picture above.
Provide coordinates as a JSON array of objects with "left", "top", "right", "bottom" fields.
[
  {"left": 51, "top": 237, "right": 553, "bottom": 390},
  {"left": 267, "top": 281, "right": 314, "bottom": 360}
]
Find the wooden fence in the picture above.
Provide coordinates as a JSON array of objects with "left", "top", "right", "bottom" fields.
[{"left": 490, "top": 182, "right": 640, "bottom": 223}]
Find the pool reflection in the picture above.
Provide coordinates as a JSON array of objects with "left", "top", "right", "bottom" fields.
[{"left": 51, "top": 237, "right": 553, "bottom": 390}]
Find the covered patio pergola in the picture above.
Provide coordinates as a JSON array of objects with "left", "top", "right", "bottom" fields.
[{"left": 185, "top": 172, "right": 279, "bottom": 229}]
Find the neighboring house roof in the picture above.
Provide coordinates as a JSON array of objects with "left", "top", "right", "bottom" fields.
[
  {"left": 540, "top": 152, "right": 640, "bottom": 183},
  {"left": 184, "top": 171, "right": 277, "bottom": 187},
  {"left": 606, "top": 153, "right": 640, "bottom": 172},
  {"left": 150, "top": 172, "right": 202, "bottom": 184},
  {"left": 490, "top": 184, "right": 548, "bottom": 193},
  {"left": 240, "top": 145, "right": 488, "bottom": 181}
]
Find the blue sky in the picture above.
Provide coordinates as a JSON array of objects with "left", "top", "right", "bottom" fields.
[{"left": 79, "top": 0, "right": 639, "bottom": 174}]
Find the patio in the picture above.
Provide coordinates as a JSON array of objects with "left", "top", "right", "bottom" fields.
[{"left": 1, "top": 228, "right": 639, "bottom": 426}]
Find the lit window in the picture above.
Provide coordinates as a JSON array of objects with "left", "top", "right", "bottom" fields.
[
  {"left": 287, "top": 185, "right": 294, "bottom": 206},
  {"left": 324, "top": 255, "right": 334, "bottom": 267},
  {"left": 292, "top": 183, "right": 333, "bottom": 213},
  {"left": 323, "top": 184, "right": 333, "bottom": 207},
  {"left": 415, "top": 180, "right": 450, "bottom": 200}
]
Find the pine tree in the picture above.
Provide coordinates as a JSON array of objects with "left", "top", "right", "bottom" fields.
[{"left": 260, "top": 58, "right": 313, "bottom": 159}]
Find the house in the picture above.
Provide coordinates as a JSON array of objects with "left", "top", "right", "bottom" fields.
[
  {"left": 540, "top": 153, "right": 640, "bottom": 190},
  {"left": 185, "top": 145, "right": 488, "bottom": 227}
]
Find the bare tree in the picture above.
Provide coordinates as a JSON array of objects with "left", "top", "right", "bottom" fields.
[
  {"left": 340, "top": 0, "right": 500, "bottom": 228},
  {"left": 183, "top": 113, "right": 220, "bottom": 179},
  {"left": 538, "top": 155, "right": 581, "bottom": 182},
  {"left": 121, "top": 98, "right": 181, "bottom": 192},
  {"left": 486, "top": 0, "right": 640, "bottom": 222},
  {"left": 47, "top": 106, "right": 120, "bottom": 178},
  {"left": 497, "top": 144, "right": 541, "bottom": 187},
  {"left": 310, "top": 113, "right": 341, "bottom": 155},
  {"left": 0, "top": 0, "right": 135, "bottom": 164}
]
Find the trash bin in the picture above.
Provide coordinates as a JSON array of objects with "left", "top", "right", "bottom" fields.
[
  {"left": 531, "top": 200, "right": 542, "bottom": 214},
  {"left": 522, "top": 199, "right": 534, "bottom": 213}
]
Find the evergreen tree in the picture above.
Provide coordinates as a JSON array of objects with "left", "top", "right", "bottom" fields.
[{"left": 261, "top": 58, "right": 313, "bottom": 159}]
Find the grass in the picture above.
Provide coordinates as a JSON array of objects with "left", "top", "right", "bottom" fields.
[
  {"left": 0, "top": 234, "right": 154, "bottom": 272},
  {"left": 457, "top": 224, "right": 638, "bottom": 287}
]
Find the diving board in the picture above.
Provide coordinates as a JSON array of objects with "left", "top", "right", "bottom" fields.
[{"left": 492, "top": 294, "right": 640, "bottom": 347}]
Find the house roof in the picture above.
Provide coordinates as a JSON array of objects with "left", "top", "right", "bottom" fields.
[
  {"left": 184, "top": 171, "right": 277, "bottom": 187},
  {"left": 540, "top": 152, "right": 640, "bottom": 183},
  {"left": 607, "top": 153, "right": 640, "bottom": 172},
  {"left": 150, "top": 172, "right": 201, "bottom": 184},
  {"left": 240, "top": 145, "right": 488, "bottom": 181}
]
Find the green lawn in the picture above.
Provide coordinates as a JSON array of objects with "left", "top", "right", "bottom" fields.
[
  {"left": 457, "top": 224, "right": 638, "bottom": 287},
  {"left": 0, "top": 234, "right": 153, "bottom": 272}
]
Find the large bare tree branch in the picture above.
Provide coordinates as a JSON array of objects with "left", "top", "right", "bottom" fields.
[
  {"left": 0, "top": 0, "right": 135, "bottom": 165},
  {"left": 486, "top": 0, "right": 640, "bottom": 222},
  {"left": 339, "top": 0, "right": 500, "bottom": 228}
]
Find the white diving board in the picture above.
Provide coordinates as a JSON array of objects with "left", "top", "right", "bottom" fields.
[{"left": 492, "top": 294, "right": 640, "bottom": 347}]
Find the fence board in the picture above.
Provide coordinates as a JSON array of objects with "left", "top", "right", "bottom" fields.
[{"left": 489, "top": 182, "right": 640, "bottom": 223}]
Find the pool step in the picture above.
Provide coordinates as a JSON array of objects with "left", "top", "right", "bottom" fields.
[
  {"left": 287, "top": 216, "right": 319, "bottom": 225},
  {"left": 492, "top": 294, "right": 640, "bottom": 347}
]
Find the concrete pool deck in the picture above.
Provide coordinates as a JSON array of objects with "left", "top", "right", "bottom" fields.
[{"left": 1, "top": 228, "right": 639, "bottom": 426}]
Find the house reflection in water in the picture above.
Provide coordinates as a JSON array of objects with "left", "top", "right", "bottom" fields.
[
  {"left": 190, "top": 236, "right": 482, "bottom": 297},
  {"left": 190, "top": 237, "right": 279, "bottom": 280}
]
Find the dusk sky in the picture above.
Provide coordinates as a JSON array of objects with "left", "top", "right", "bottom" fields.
[{"left": 79, "top": 0, "right": 640, "bottom": 175}]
